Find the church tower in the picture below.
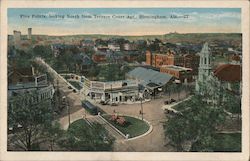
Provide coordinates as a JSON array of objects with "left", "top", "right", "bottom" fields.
[{"left": 195, "top": 42, "right": 212, "bottom": 93}]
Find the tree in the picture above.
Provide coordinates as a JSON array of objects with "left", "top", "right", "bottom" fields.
[
  {"left": 164, "top": 95, "right": 226, "bottom": 151},
  {"left": 58, "top": 120, "right": 114, "bottom": 151},
  {"left": 33, "top": 45, "right": 53, "bottom": 62},
  {"left": 8, "top": 91, "right": 53, "bottom": 150},
  {"left": 42, "top": 121, "right": 65, "bottom": 151}
]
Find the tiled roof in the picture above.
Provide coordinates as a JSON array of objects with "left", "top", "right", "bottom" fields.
[{"left": 213, "top": 64, "right": 241, "bottom": 82}]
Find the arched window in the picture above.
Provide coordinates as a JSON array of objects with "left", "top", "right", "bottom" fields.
[{"left": 204, "top": 57, "right": 206, "bottom": 65}]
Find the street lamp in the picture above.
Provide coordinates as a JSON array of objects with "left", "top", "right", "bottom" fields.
[
  {"left": 139, "top": 92, "right": 144, "bottom": 120},
  {"left": 67, "top": 99, "right": 71, "bottom": 128}
]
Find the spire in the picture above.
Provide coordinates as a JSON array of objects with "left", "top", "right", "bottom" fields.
[{"left": 200, "top": 42, "right": 210, "bottom": 55}]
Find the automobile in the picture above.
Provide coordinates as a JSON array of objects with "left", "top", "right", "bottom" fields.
[
  {"left": 111, "top": 102, "right": 118, "bottom": 106},
  {"left": 73, "top": 89, "right": 77, "bottom": 93},
  {"left": 100, "top": 100, "right": 108, "bottom": 105},
  {"left": 164, "top": 98, "right": 176, "bottom": 105},
  {"left": 164, "top": 100, "right": 170, "bottom": 105},
  {"left": 68, "top": 86, "right": 72, "bottom": 89},
  {"left": 170, "top": 98, "right": 176, "bottom": 103}
]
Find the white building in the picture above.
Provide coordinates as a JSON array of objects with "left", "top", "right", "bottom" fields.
[
  {"left": 108, "top": 43, "right": 120, "bottom": 51},
  {"left": 195, "top": 42, "right": 212, "bottom": 94},
  {"left": 80, "top": 76, "right": 139, "bottom": 104},
  {"left": 195, "top": 42, "right": 242, "bottom": 104},
  {"left": 8, "top": 66, "right": 55, "bottom": 107}
]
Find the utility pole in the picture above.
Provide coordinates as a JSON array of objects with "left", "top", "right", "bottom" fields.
[
  {"left": 67, "top": 100, "right": 70, "bottom": 127},
  {"left": 139, "top": 92, "right": 143, "bottom": 120}
]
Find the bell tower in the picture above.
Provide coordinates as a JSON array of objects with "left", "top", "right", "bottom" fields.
[{"left": 195, "top": 42, "right": 212, "bottom": 93}]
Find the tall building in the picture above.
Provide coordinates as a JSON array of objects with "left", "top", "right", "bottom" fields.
[
  {"left": 195, "top": 42, "right": 212, "bottom": 93},
  {"left": 27, "top": 28, "right": 32, "bottom": 39},
  {"left": 146, "top": 50, "right": 199, "bottom": 73},
  {"left": 13, "top": 30, "right": 21, "bottom": 47}
]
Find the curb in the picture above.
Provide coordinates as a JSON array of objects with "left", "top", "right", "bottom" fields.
[
  {"left": 98, "top": 115, "right": 127, "bottom": 139},
  {"left": 100, "top": 114, "right": 153, "bottom": 141}
]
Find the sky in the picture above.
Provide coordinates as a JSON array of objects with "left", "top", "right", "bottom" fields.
[{"left": 8, "top": 8, "right": 241, "bottom": 36}]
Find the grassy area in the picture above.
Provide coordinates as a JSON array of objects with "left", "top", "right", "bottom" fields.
[
  {"left": 70, "top": 119, "right": 90, "bottom": 129},
  {"left": 103, "top": 115, "right": 149, "bottom": 138},
  {"left": 62, "top": 119, "right": 114, "bottom": 151},
  {"left": 191, "top": 133, "right": 241, "bottom": 152},
  {"left": 68, "top": 81, "right": 82, "bottom": 90}
]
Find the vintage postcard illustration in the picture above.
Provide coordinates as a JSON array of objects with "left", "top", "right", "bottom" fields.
[{"left": 0, "top": 0, "right": 249, "bottom": 161}]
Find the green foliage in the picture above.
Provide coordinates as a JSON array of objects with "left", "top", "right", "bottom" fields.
[
  {"left": 33, "top": 45, "right": 53, "bottom": 61},
  {"left": 223, "top": 92, "right": 241, "bottom": 114},
  {"left": 8, "top": 91, "right": 53, "bottom": 150},
  {"left": 42, "top": 122, "right": 65, "bottom": 151},
  {"left": 58, "top": 119, "right": 114, "bottom": 151},
  {"left": 97, "top": 64, "right": 134, "bottom": 81},
  {"left": 191, "top": 133, "right": 241, "bottom": 152},
  {"left": 164, "top": 95, "right": 226, "bottom": 151}
]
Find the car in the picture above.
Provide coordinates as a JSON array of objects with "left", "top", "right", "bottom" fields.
[
  {"left": 68, "top": 86, "right": 72, "bottom": 89},
  {"left": 100, "top": 100, "right": 108, "bottom": 105},
  {"left": 73, "top": 89, "right": 77, "bottom": 93},
  {"left": 164, "top": 100, "right": 170, "bottom": 105},
  {"left": 170, "top": 98, "right": 176, "bottom": 103},
  {"left": 111, "top": 102, "right": 118, "bottom": 106}
]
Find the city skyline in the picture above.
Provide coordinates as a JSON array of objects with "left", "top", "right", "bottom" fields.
[{"left": 8, "top": 8, "right": 241, "bottom": 36}]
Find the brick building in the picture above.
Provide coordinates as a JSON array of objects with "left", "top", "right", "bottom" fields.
[
  {"left": 146, "top": 50, "right": 199, "bottom": 74},
  {"left": 160, "top": 65, "right": 193, "bottom": 83},
  {"left": 92, "top": 53, "right": 106, "bottom": 63}
]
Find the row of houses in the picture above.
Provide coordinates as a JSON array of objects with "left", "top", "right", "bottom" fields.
[{"left": 81, "top": 38, "right": 147, "bottom": 52}]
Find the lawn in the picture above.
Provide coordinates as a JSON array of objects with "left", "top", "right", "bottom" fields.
[
  {"left": 103, "top": 115, "right": 150, "bottom": 138},
  {"left": 61, "top": 119, "right": 114, "bottom": 151},
  {"left": 68, "top": 81, "right": 82, "bottom": 90},
  {"left": 191, "top": 133, "right": 241, "bottom": 152}
]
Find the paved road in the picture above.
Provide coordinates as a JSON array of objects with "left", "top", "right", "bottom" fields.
[{"left": 35, "top": 57, "right": 189, "bottom": 152}]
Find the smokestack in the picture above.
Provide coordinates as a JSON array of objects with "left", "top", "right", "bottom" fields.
[{"left": 28, "top": 28, "right": 32, "bottom": 39}]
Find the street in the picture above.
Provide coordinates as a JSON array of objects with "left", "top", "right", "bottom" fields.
[{"left": 35, "top": 57, "right": 189, "bottom": 152}]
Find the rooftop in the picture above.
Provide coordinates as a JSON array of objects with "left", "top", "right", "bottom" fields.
[
  {"left": 127, "top": 67, "right": 173, "bottom": 86},
  {"left": 161, "top": 65, "right": 192, "bottom": 71},
  {"left": 213, "top": 64, "right": 241, "bottom": 82}
]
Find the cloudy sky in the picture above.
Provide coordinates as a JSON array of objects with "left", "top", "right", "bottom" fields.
[{"left": 8, "top": 8, "right": 241, "bottom": 36}]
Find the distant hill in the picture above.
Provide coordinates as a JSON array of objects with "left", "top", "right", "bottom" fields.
[
  {"left": 45, "top": 33, "right": 241, "bottom": 42},
  {"left": 8, "top": 33, "right": 242, "bottom": 44},
  {"left": 162, "top": 33, "right": 242, "bottom": 44}
]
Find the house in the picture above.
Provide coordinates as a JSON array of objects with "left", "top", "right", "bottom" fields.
[
  {"left": 108, "top": 43, "right": 120, "bottom": 51},
  {"left": 92, "top": 52, "right": 107, "bottom": 63},
  {"left": 8, "top": 66, "right": 55, "bottom": 110},
  {"left": 81, "top": 39, "right": 95, "bottom": 47}
]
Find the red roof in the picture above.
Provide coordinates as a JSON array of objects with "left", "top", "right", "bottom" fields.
[
  {"left": 214, "top": 64, "right": 241, "bottom": 82},
  {"left": 231, "top": 54, "right": 241, "bottom": 62}
]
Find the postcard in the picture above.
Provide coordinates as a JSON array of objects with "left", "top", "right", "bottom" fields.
[{"left": 0, "top": 0, "right": 249, "bottom": 161}]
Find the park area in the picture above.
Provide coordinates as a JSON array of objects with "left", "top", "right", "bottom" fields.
[
  {"left": 58, "top": 119, "right": 114, "bottom": 151},
  {"left": 102, "top": 115, "right": 150, "bottom": 138},
  {"left": 191, "top": 133, "right": 241, "bottom": 152}
]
